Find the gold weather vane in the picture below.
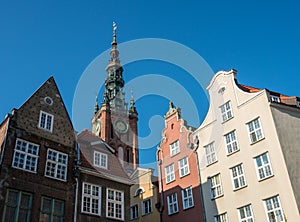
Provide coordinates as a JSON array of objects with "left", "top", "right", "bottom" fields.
[{"left": 113, "top": 22, "right": 117, "bottom": 43}]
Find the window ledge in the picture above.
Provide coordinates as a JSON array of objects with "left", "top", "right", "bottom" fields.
[
  {"left": 211, "top": 194, "right": 224, "bottom": 200},
  {"left": 226, "top": 149, "right": 240, "bottom": 157},
  {"left": 250, "top": 137, "right": 265, "bottom": 145},
  {"left": 233, "top": 185, "right": 247, "bottom": 192},
  {"left": 206, "top": 160, "right": 218, "bottom": 167},
  {"left": 221, "top": 116, "right": 234, "bottom": 124},
  {"left": 258, "top": 174, "right": 274, "bottom": 182}
]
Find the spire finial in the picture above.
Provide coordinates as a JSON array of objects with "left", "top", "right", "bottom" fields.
[
  {"left": 112, "top": 22, "right": 117, "bottom": 44},
  {"left": 130, "top": 88, "right": 134, "bottom": 100},
  {"left": 169, "top": 101, "right": 174, "bottom": 109},
  {"left": 94, "top": 95, "right": 99, "bottom": 114}
]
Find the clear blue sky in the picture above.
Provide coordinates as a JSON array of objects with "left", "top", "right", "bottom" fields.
[{"left": 1, "top": 0, "right": 299, "bottom": 170}]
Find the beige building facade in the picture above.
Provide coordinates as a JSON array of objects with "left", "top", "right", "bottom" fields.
[
  {"left": 130, "top": 167, "right": 159, "bottom": 222},
  {"left": 194, "top": 69, "right": 299, "bottom": 221}
]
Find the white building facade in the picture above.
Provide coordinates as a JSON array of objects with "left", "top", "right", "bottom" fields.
[{"left": 194, "top": 69, "right": 299, "bottom": 222}]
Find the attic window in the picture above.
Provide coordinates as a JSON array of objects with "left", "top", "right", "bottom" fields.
[
  {"left": 38, "top": 111, "right": 54, "bottom": 132},
  {"left": 270, "top": 96, "right": 280, "bottom": 103},
  {"left": 94, "top": 151, "right": 107, "bottom": 169},
  {"left": 134, "top": 187, "right": 145, "bottom": 197},
  {"left": 44, "top": 96, "right": 53, "bottom": 106}
]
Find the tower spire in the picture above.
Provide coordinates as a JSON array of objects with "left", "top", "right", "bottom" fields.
[{"left": 104, "top": 22, "right": 125, "bottom": 109}]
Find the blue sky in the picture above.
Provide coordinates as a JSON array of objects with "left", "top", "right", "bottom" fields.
[{"left": 1, "top": 0, "right": 299, "bottom": 170}]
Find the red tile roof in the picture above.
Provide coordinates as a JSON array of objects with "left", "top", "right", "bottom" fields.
[{"left": 78, "top": 129, "right": 131, "bottom": 183}]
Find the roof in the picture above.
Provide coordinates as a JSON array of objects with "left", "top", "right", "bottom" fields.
[
  {"left": 237, "top": 81, "right": 300, "bottom": 109},
  {"left": 77, "top": 129, "right": 132, "bottom": 184}
]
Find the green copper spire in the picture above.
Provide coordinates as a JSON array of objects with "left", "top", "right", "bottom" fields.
[{"left": 104, "top": 22, "right": 125, "bottom": 109}]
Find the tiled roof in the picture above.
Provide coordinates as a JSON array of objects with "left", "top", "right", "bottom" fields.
[
  {"left": 77, "top": 129, "right": 131, "bottom": 184},
  {"left": 237, "top": 83, "right": 300, "bottom": 108},
  {"left": 237, "top": 83, "right": 261, "bottom": 93}
]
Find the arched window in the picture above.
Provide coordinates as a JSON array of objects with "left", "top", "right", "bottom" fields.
[
  {"left": 118, "top": 147, "right": 124, "bottom": 165},
  {"left": 134, "top": 187, "right": 145, "bottom": 197}
]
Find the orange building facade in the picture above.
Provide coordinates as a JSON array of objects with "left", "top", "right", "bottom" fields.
[{"left": 157, "top": 102, "right": 204, "bottom": 222}]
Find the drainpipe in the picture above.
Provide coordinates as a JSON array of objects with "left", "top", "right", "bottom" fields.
[
  {"left": 193, "top": 136, "right": 206, "bottom": 222},
  {"left": 73, "top": 136, "right": 80, "bottom": 222},
  {"left": 0, "top": 115, "right": 11, "bottom": 165},
  {"left": 156, "top": 147, "right": 164, "bottom": 222}
]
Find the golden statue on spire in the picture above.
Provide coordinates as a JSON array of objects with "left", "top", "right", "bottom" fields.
[{"left": 112, "top": 22, "right": 117, "bottom": 44}]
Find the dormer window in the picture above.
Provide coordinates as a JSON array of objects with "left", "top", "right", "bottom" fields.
[
  {"left": 270, "top": 95, "right": 280, "bottom": 103},
  {"left": 94, "top": 151, "right": 108, "bottom": 169},
  {"left": 38, "top": 111, "right": 54, "bottom": 132}
]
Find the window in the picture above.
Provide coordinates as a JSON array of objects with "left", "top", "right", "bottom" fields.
[
  {"left": 247, "top": 118, "right": 264, "bottom": 144},
  {"left": 94, "top": 151, "right": 108, "bottom": 169},
  {"left": 81, "top": 183, "right": 101, "bottom": 215},
  {"left": 45, "top": 149, "right": 68, "bottom": 181},
  {"left": 12, "top": 138, "right": 39, "bottom": 173},
  {"left": 270, "top": 95, "right": 280, "bottom": 103},
  {"left": 214, "top": 212, "right": 228, "bottom": 222},
  {"left": 142, "top": 198, "right": 152, "bottom": 215},
  {"left": 238, "top": 204, "right": 254, "bottom": 222},
  {"left": 178, "top": 156, "right": 190, "bottom": 177},
  {"left": 224, "top": 130, "right": 239, "bottom": 155},
  {"left": 39, "top": 111, "right": 54, "bottom": 132},
  {"left": 130, "top": 204, "right": 138, "bottom": 220},
  {"left": 40, "top": 197, "right": 64, "bottom": 222},
  {"left": 165, "top": 163, "right": 175, "bottom": 184},
  {"left": 264, "top": 196, "right": 284, "bottom": 222},
  {"left": 106, "top": 189, "right": 124, "bottom": 220},
  {"left": 170, "top": 140, "right": 180, "bottom": 156},
  {"left": 230, "top": 164, "right": 247, "bottom": 190},
  {"left": 167, "top": 193, "right": 178, "bottom": 215},
  {"left": 210, "top": 174, "right": 223, "bottom": 199},
  {"left": 255, "top": 153, "right": 273, "bottom": 181},
  {"left": 182, "top": 187, "right": 194, "bottom": 210},
  {"left": 2, "top": 189, "right": 32, "bottom": 222},
  {"left": 220, "top": 101, "right": 233, "bottom": 122},
  {"left": 204, "top": 142, "right": 217, "bottom": 165}
]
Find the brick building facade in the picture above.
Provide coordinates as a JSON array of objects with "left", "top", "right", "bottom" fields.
[{"left": 0, "top": 77, "right": 77, "bottom": 221}]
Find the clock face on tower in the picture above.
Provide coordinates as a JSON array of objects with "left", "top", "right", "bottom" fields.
[{"left": 114, "top": 119, "right": 128, "bottom": 134}]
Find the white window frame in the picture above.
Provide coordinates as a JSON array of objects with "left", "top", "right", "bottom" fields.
[
  {"left": 130, "top": 204, "right": 138, "bottom": 220},
  {"left": 270, "top": 95, "right": 280, "bottom": 103},
  {"left": 224, "top": 130, "right": 239, "bottom": 155},
  {"left": 210, "top": 174, "right": 223, "bottom": 199},
  {"left": 38, "top": 111, "right": 54, "bottom": 132},
  {"left": 254, "top": 152, "right": 273, "bottom": 181},
  {"left": 247, "top": 117, "right": 264, "bottom": 144},
  {"left": 142, "top": 198, "right": 152, "bottom": 215},
  {"left": 170, "top": 140, "right": 180, "bottom": 156},
  {"left": 106, "top": 188, "right": 124, "bottom": 220},
  {"left": 167, "top": 193, "right": 178, "bottom": 215},
  {"left": 12, "top": 138, "right": 39, "bottom": 173},
  {"left": 230, "top": 164, "right": 247, "bottom": 190},
  {"left": 45, "top": 148, "right": 68, "bottom": 181},
  {"left": 94, "top": 151, "right": 108, "bottom": 169},
  {"left": 165, "top": 163, "right": 175, "bottom": 184},
  {"left": 264, "top": 195, "right": 284, "bottom": 222},
  {"left": 214, "top": 212, "right": 228, "bottom": 222},
  {"left": 182, "top": 186, "right": 194, "bottom": 210},
  {"left": 204, "top": 142, "right": 217, "bottom": 166},
  {"left": 81, "top": 182, "right": 101, "bottom": 216},
  {"left": 178, "top": 156, "right": 190, "bottom": 177},
  {"left": 238, "top": 204, "right": 254, "bottom": 222},
  {"left": 220, "top": 101, "right": 233, "bottom": 122}
]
